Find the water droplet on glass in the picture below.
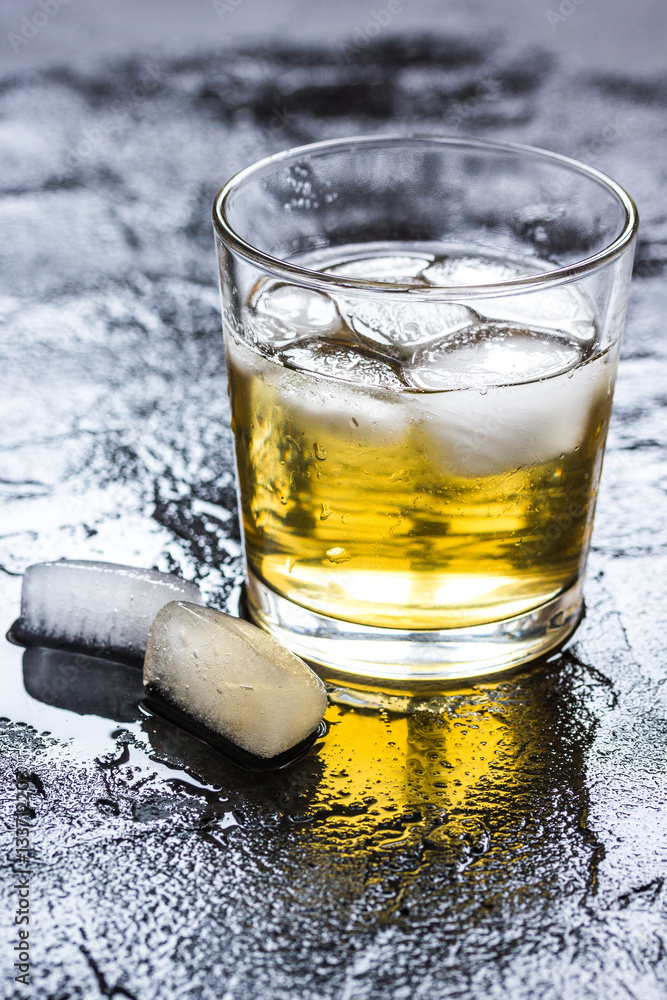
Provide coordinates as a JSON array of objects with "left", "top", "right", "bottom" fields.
[{"left": 326, "top": 546, "right": 350, "bottom": 564}]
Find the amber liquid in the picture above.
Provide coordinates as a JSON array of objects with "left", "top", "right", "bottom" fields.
[{"left": 226, "top": 250, "right": 616, "bottom": 631}]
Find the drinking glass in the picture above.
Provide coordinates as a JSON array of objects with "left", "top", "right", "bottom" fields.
[{"left": 213, "top": 135, "right": 637, "bottom": 686}]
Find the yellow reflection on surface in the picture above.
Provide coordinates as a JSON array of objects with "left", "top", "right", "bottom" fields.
[{"left": 304, "top": 686, "right": 521, "bottom": 860}]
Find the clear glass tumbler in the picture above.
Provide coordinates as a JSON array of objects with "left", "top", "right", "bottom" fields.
[{"left": 213, "top": 135, "right": 637, "bottom": 687}]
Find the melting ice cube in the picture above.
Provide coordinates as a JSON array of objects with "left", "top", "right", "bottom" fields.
[
  {"left": 143, "top": 602, "right": 327, "bottom": 765},
  {"left": 226, "top": 331, "right": 409, "bottom": 446},
  {"left": 326, "top": 252, "right": 477, "bottom": 355},
  {"left": 410, "top": 344, "right": 616, "bottom": 477},
  {"left": 420, "top": 255, "right": 521, "bottom": 287},
  {"left": 404, "top": 324, "right": 583, "bottom": 391},
  {"left": 421, "top": 254, "right": 595, "bottom": 338},
  {"left": 482, "top": 285, "right": 594, "bottom": 338},
  {"left": 279, "top": 338, "right": 405, "bottom": 390},
  {"left": 13, "top": 560, "right": 202, "bottom": 664},
  {"left": 336, "top": 297, "right": 477, "bottom": 355},
  {"left": 248, "top": 280, "right": 343, "bottom": 348},
  {"left": 328, "top": 252, "right": 435, "bottom": 283}
]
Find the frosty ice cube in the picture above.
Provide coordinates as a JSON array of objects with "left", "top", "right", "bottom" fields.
[
  {"left": 411, "top": 343, "right": 615, "bottom": 477},
  {"left": 329, "top": 252, "right": 434, "bottom": 283},
  {"left": 405, "top": 321, "right": 610, "bottom": 478},
  {"left": 420, "top": 255, "right": 520, "bottom": 287},
  {"left": 323, "top": 252, "right": 477, "bottom": 355},
  {"left": 421, "top": 255, "right": 595, "bottom": 338},
  {"left": 226, "top": 329, "right": 408, "bottom": 446},
  {"left": 404, "top": 324, "right": 583, "bottom": 391},
  {"left": 274, "top": 344, "right": 407, "bottom": 443},
  {"left": 248, "top": 279, "right": 343, "bottom": 348},
  {"left": 143, "top": 602, "right": 327, "bottom": 767},
  {"left": 336, "top": 297, "right": 477, "bottom": 354},
  {"left": 13, "top": 560, "right": 202, "bottom": 664},
  {"left": 279, "top": 338, "right": 405, "bottom": 390}
]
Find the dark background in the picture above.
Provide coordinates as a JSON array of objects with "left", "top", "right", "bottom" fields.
[{"left": 1, "top": 2, "right": 667, "bottom": 998}]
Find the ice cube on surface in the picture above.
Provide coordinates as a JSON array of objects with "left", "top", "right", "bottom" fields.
[
  {"left": 248, "top": 279, "right": 343, "bottom": 347},
  {"left": 279, "top": 337, "right": 405, "bottom": 390},
  {"left": 405, "top": 324, "right": 584, "bottom": 391},
  {"left": 143, "top": 602, "right": 327, "bottom": 763},
  {"left": 15, "top": 560, "right": 202, "bottom": 664}
]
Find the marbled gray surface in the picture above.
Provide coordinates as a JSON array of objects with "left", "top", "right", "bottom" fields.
[{"left": 1, "top": 4, "right": 667, "bottom": 998}]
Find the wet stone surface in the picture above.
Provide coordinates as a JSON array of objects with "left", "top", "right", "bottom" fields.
[{"left": 2, "top": 21, "right": 667, "bottom": 1000}]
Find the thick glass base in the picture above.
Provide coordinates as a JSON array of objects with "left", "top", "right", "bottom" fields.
[{"left": 246, "top": 569, "right": 584, "bottom": 689}]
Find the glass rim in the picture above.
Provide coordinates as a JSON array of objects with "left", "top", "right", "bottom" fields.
[{"left": 212, "top": 134, "right": 638, "bottom": 298}]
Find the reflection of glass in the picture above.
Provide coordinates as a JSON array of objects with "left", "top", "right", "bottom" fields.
[
  {"left": 138, "top": 654, "right": 606, "bottom": 927},
  {"left": 214, "top": 136, "right": 638, "bottom": 685},
  {"left": 22, "top": 647, "right": 144, "bottom": 723},
  {"left": 302, "top": 688, "right": 520, "bottom": 863},
  {"left": 291, "top": 664, "right": 599, "bottom": 896}
]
